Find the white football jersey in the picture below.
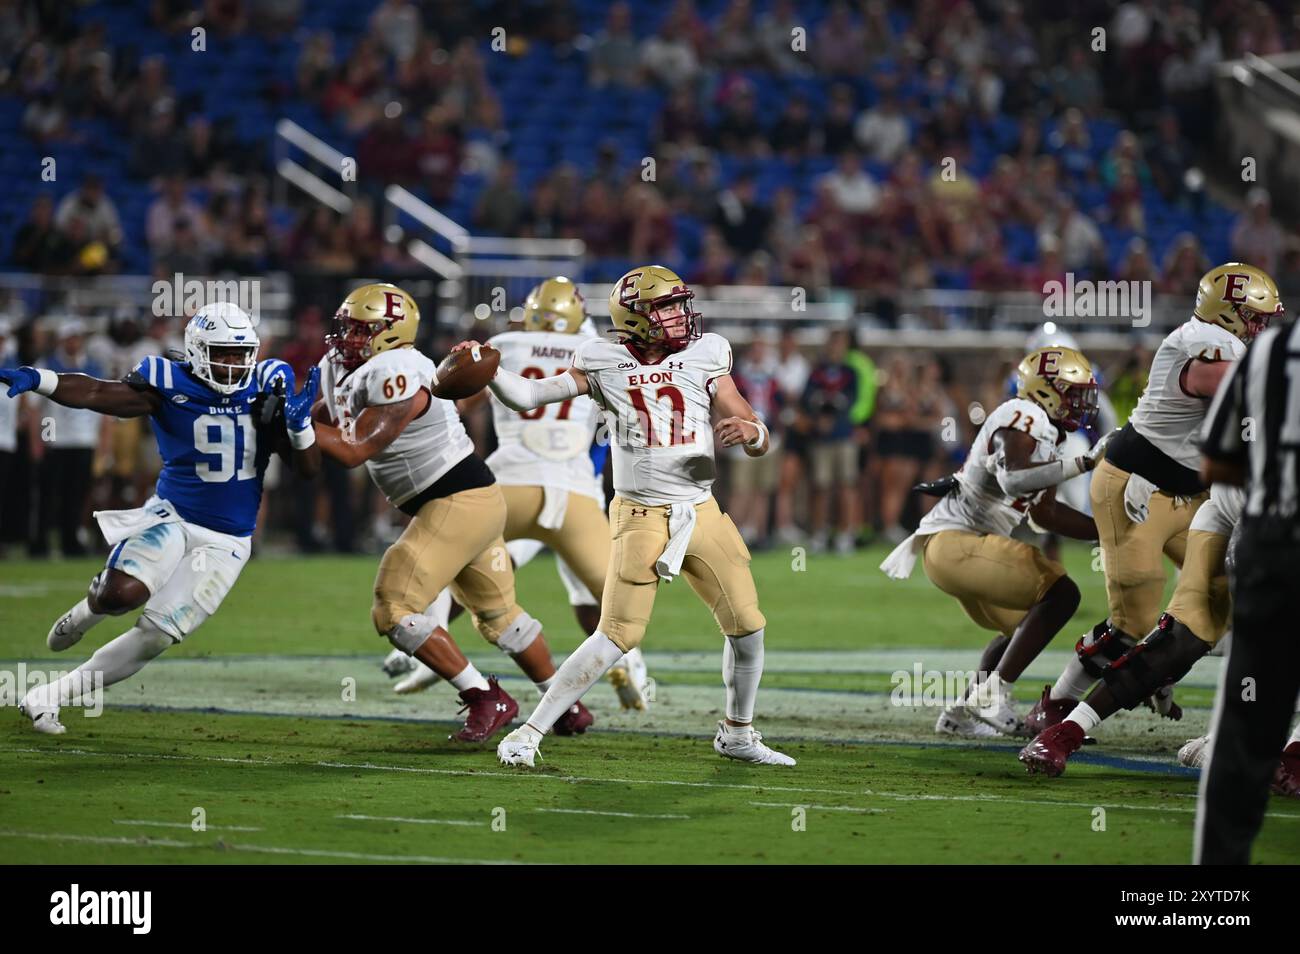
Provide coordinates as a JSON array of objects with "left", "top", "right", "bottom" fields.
[
  {"left": 574, "top": 332, "right": 733, "bottom": 506},
  {"left": 918, "top": 398, "right": 1064, "bottom": 538},
  {"left": 320, "top": 347, "right": 474, "bottom": 507},
  {"left": 486, "top": 329, "right": 603, "bottom": 502},
  {"left": 1129, "top": 319, "right": 1244, "bottom": 470},
  {"left": 1190, "top": 483, "right": 1245, "bottom": 537}
]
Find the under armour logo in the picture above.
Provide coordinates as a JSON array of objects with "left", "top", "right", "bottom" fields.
[
  {"left": 495, "top": 703, "right": 508, "bottom": 712},
  {"left": 630, "top": 507, "right": 648, "bottom": 516},
  {"left": 667, "top": 361, "right": 684, "bottom": 369}
]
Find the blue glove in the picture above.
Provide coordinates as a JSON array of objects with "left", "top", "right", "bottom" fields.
[
  {"left": 285, "top": 366, "right": 319, "bottom": 434},
  {"left": 0, "top": 366, "right": 41, "bottom": 398}
]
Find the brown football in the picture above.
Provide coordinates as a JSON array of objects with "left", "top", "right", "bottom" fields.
[{"left": 433, "top": 343, "right": 500, "bottom": 400}]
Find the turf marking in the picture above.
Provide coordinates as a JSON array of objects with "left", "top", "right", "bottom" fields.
[
  {"left": 113, "top": 819, "right": 263, "bottom": 832},
  {"left": 750, "top": 801, "right": 889, "bottom": 814},
  {"left": 533, "top": 808, "right": 690, "bottom": 819},
  {"left": 336, "top": 813, "right": 486, "bottom": 827}
]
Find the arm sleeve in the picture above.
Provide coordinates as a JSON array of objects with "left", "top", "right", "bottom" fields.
[
  {"left": 995, "top": 457, "right": 1087, "bottom": 496},
  {"left": 1201, "top": 347, "right": 1249, "bottom": 464},
  {"left": 489, "top": 366, "right": 581, "bottom": 412}
]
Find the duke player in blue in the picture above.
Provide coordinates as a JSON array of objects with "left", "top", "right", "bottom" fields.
[{"left": 0, "top": 303, "right": 319, "bottom": 734}]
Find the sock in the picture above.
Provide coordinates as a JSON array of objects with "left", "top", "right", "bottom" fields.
[
  {"left": 534, "top": 674, "right": 556, "bottom": 695},
  {"left": 1065, "top": 701, "right": 1102, "bottom": 732},
  {"left": 68, "top": 597, "right": 106, "bottom": 632},
  {"left": 525, "top": 631, "right": 624, "bottom": 733},
  {"left": 723, "top": 628, "right": 765, "bottom": 724},
  {"left": 450, "top": 663, "right": 490, "bottom": 693},
  {"left": 1051, "top": 655, "right": 1096, "bottom": 701},
  {"left": 23, "top": 624, "right": 172, "bottom": 715},
  {"left": 1288, "top": 719, "right": 1300, "bottom": 747}
]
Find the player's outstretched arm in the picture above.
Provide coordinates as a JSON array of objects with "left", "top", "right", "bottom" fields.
[
  {"left": 0, "top": 366, "right": 160, "bottom": 417},
  {"left": 711, "top": 374, "right": 769, "bottom": 457},
  {"left": 991, "top": 426, "right": 1111, "bottom": 496},
  {"left": 1028, "top": 488, "right": 1097, "bottom": 540},
  {"left": 315, "top": 388, "right": 430, "bottom": 468},
  {"left": 447, "top": 339, "right": 588, "bottom": 411}
]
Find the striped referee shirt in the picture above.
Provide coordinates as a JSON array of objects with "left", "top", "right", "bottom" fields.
[{"left": 1202, "top": 321, "right": 1300, "bottom": 518}]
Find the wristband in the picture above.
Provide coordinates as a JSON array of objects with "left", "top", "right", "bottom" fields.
[
  {"left": 35, "top": 369, "right": 59, "bottom": 396},
  {"left": 288, "top": 425, "right": 316, "bottom": 450},
  {"left": 746, "top": 419, "right": 768, "bottom": 449}
]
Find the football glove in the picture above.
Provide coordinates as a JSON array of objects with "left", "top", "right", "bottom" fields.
[
  {"left": 0, "top": 366, "right": 41, "bottom": 398},
  {"left": 912, "top": 474, "right": 959, "bottom": 497},
  {"left": 1084, "top": 427, "right": 1121, "bottom": 471},
  {"left": 285, "top": 366, "right": 319, "bottom": 435}
]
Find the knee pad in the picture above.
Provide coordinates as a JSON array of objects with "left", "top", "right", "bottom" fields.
[
  {"left": 1101, "top": 614, "right": 1211, "bottom": 710},
  {"left": 386, "top": 613, "right": 438, "bottom": 654},
  {"left": 488, "top": 608, "right": 542, "bottom": 654},
  {"left": 1075, "top": 620, "right": 1138, "bottom": 679}
]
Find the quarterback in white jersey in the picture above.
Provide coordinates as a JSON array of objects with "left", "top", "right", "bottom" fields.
[
  {"left": 456, "top": 264, "right": 794, "bottom": 768},
  {"left": 882, "top": 347, "right": 1109, "bottom": 736},
  {"left": 1023, "top": 262, "right": 1285, "bottom": 739},
  {"left": 312, "top": 283, "right": 591, "bottom": 744}
]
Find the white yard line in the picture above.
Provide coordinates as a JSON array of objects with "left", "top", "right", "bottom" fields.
[
  {"left": 0, "top": 829, "right": 533, "bottom": 865},
  {"left": 113, "top": 819, "right": 262, "bottom": 832},
  {"left": 749, "top": 801, "right": 888, "bottom": 814},
  {"left": 8, "top": 744, "right": 1297, "bottom": 819},
  {"left": 533, "top": 808, "right": 689, "bottom": 819},
  {"left": 336, "top": 813, "right": 485, "bottom": 827}
]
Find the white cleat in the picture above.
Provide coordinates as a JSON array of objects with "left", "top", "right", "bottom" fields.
[
  {"left": 47, "top": 610, "right": 89, "bottom": 652},
  {"left": 497, "top": 726, "right": 542, "bottom": 767},
  {"left": 713, "top": 721, "right": 795, "bottom": 766},
  {"left": 934, "top": 707, "right": 1000, "bottom": 739},
  {"left": 394, "top": 659, "right": 442, "bottom": 695},
  {"left": 966, "top": 678, "right": 1025, "bottom": 736},
  {"left": 1178, "top": 734, "right": 1211, "bottom": 769},
  {"left": 18, "top": 702, "right": 66, "bottom": 735},
  {"left": 381, "top": 649, "right": 417, "bottom": 678},
  {"left": 607, "top": 647, "right": 650, "bottom": 710}
]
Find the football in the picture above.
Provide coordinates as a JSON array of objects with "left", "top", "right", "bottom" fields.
[{"left": 432, "top": 343, "right": 499, "bottom": 400}]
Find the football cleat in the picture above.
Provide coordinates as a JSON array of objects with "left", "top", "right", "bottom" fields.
[
  {"left": 498, "top": 725, "right": 543, "bottom": 767},
  {"left": 935, "top": 707, "right": 1000, "bottom": 739},
  {"left": 18, "top": 701, "right": 66, "bottom": 735},
  {"left": 713, "top": 721, "right": 796, "bottom": 766},
  {"left": 1023, "top": 684, "right": 1078, "bottom": 736},
  {"left": 552, "top": 700, "right": 594, "bottom": 736},
  {"left": 1018, "top": 721, "right": 1086, "bottom": 776},
  {"left": 1177, "top": 734, "right": 1211, "bottom": 769},
  {"left": 394, "top": 659, "right": 442, "bottom": 695},
  {"left": 381, "top": 649, "right": 417, "bottom": 678},
  {"left": 607, "top": 647, "right": 650, "bottom": 710},
  {"left": 450, "top": 677, "right": 518, "bottom": 743},
  {"left": 47, "top": 607, "right": 96, "bottom": 652},
  {"left": 1270, "top": 742, "right": 1300, "bottom": 797},
  {"left": 966, "top": 677, "right": 1024, "bottom": 736}
]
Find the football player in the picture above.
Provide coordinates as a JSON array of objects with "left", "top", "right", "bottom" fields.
[
  {"left": 2, "top": 303, "right": 320, "bottom": 734},
  {"left": 397, "top": 278, "right": 651, "bottom": 707},
  {"left": 455, "top": 265, "right": 794, "bottom": 767},
  {"left": 881, "top": 347, "right": 1111, "bottom": 735},
  {"left": 313, "top": 283, "right": 590, "bottom": 743},
  {"left": 1023, "top": 263, "right": 1283, "bottom": 734},
  {"left": 1179, "top": 718, "right": 1300, "bottom": 797}
]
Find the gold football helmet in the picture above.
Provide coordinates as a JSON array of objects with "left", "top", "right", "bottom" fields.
[
  {"left": 523, "top": 276, "right": 585, "bottom": 334},
  {"left": 328, "top": 283, "right": 420, "bottom": 371},
  {"left": 1016, "top": 346, "right": 1099, "bottom": 433},
  {"left": 1194, "top": 262, "right": 1284, "bottom": 342},
  {"left": 608, "top": 265, "right": 701, "bottom": 352}
]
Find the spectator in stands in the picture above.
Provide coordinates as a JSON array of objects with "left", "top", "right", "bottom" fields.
[
  {"left": 712, "top": 79, "right": 767, "bottom": 157},
  {"left": 803, "top": 328, "right": 859, "bottom": 555},
  {"left": 415, "top": 104, "right": 463, "bottom": 205},
  {"left": 713, "top": 172, "right": 770, "bottom": 256},
  {"left": 1159, "top": 232, "right": 1209, "bottom": 294},
  {"left": 728, "top": 332, "right": 783, "bottom": 547},
  {"left": 153, "top": 217, "right": 212, "bottom": 277},
  {"left": 369, "top": 0, "right": 421, "bottom": 63},
  {"left": 625, "top": 184, "right": 676, "bottom": 260},
  {"left": 765, "top": 185, "right": 801, "bottom": 260},
  {"left": 130, "top": 100, "right": 187, "bottom": 180},
  {"left": 756, "top": 0, "right": 808, "bottom": 75},
  {"left": 31, "top": 319, "right": 106, "bottom": 558},
  {"left": 769, "top": 94, "right": 815, "bottom": 161},
  {"left": 1050, "top": 44, "right": 1103, "bottom": 114},
  {"left": 855, "top": 88, "right": 910, "bottom": 164},
  {"left": 1231, "top": 187, "right": 1284, "bottom": 276},
  {"left": 1117, "top": 237, "right": 1159, "bottom": 285},
  {"left": 116, "top": 55, "right": 174, "bottom": 135},
  {"left": 819, "top": 82, "right": 858, "bottom": 156},
  {"left": 1038, "top": 194, "right": 1105, "bottom": 274},
  {"left": 21, "top": 90, "right": 70, "bottom": 143},
  {"left": 588, "top": 2, "right": 641, "bottom": 88},
  {"left": 296, "top": 31, "right": 336, "bottom": 99},
  {"left": 357, "top": 110, "right": 420, "bottom": 186},
  {"left": 641, "top": 8, "right": 701, "bottom": 90},
  {"left": 689, "top": 228, "right": 735, "bottom": 285},
  {"left": 146, "top": 176, "right": 208, "bottom": 261},
  {"left": 475, "top": 159, "right": 526, "bottom": 236},
  {"left": 13, "top": 195, "right": 73, "bottom": 273},
  {"left": 813, "top": 1, "right": 865, "bottom": 76},
  {"left": 183, "top": 116, "right": 220, "bottom": 180},
  {"left": 55, "top": 174, "right": 123, "bottom": 253},
  {"left": 773, "top": 327, "right": 811, "bottom": 544},
  {"left": 1146, "top": 110, "right": 1193, "bottom": 204},
  {"left": 819, "top": 149, "right": 880, "bottom": 217}
]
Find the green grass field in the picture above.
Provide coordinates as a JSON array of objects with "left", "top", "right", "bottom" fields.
[{"left": 1, "top": 542, "right": 1297, "bottom": 864}]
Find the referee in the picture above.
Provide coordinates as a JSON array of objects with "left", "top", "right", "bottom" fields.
[{"left": 1197, "top": 317, "right": 1300, "bottom": 864}]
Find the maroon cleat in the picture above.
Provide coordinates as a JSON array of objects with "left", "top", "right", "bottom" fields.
[
  {"left": 451, "top": 676, "right": 518, "bottom": 743},
  {"left": 552, "top": 700, "right": 594, "bottom": 736},
  {"left": 1271, "top": 742, "right": 1300, "bottom": 797},
  {"left": 1023, "top": 684, "right": 1078, "bottom": 736},
  {"left": 1019, "top": 721, "right": 1086, "bottom": 777}
]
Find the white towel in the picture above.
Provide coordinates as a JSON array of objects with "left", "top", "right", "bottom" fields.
[
  {"left": 93, "top": 497, "right": 182, "bottom": 547},
  {"left": 880, "top": 532, "right": 921, "bottom": 580},
  {"left": 1123, "top": 474, "right": 1158, "bottom": 524},
  {"left": 654, "top": 502, "right": 698, "bottom": 582},
  {"left": 537, "top": 485, "right": 570, "bottom": 531}
]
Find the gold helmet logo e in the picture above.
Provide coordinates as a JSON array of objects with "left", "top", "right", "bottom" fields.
[
  {"left": 328, "top": 283, "right": 421, "bottom": 371},
  {"left": 1194, "top": 262, "right": 1284, "bottom": 342},
  {"left": 607, "top": 265, "right": 702, "bottom": 352},
  {"left": 522, "top": 276, "right": 585, "bottom": 334},
  {"left": 1016, "top": 346, "right": 1099, "bottom": 433}
]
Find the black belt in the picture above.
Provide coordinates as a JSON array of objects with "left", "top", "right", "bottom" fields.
[
  {"left": 1105, "top": 423, "right": 1204, "bottom": 496},
  {"left": 397, "top": 453, "right": 496, "bottom": 517}
]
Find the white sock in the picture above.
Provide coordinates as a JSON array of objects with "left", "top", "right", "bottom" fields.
[
  {"left": 723, "top": 628, "right": 765, "bottom": 724},
  {"left": 1051, "top": 655, "right": 1096, "bottom": 701},
  {"left": 23, "top": 624, "right": 172, "bottom": 715},
  {"left": 525, "top": 631, "right": 624, "bottom": 733},
  {"left": 68, "top": 597, "right": 107, "bottom": 632},
  {"left": 534, "top": 674, "right": 556, "bottom": 695},
  {"left": 1288, "top": 719, "right": 1300, "bottom": 747},
  {"left": 424, "top": 588, "right": 453, "bottom": 631},
  {"left": 450, "top": 663, "right": 490, "bottom": 693},
  {"left": 1065, "top": 701, "right": 1101, "bottom": 732}
]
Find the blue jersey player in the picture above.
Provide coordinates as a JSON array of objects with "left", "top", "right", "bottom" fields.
[{"left": 0, "top": 303, "right": 319, "bottom": 734}]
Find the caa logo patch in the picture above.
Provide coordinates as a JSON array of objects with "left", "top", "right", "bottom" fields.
[{"left": 171, "top": 394, "right": 188, "bottom": 404}]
